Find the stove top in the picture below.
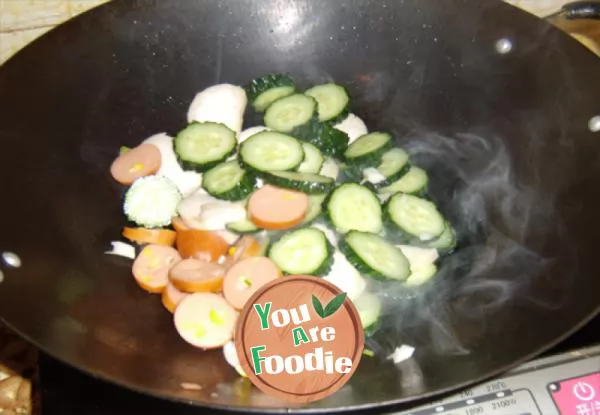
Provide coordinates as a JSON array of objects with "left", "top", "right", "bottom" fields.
[{"left": 39, "top": 314, "right": 600, "bottom": 415}]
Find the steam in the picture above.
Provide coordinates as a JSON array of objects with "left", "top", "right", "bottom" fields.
[{"left": 369, "top": 130, "right": 564, "bottom": 356}]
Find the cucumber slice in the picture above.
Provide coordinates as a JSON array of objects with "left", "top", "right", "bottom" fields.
[
  {"left": 326, "top": 183, "right": 383, "bottom": 234},
  {"left": 264, "top": 94, "right": 317, "bottom": 133},
  {"left": 226, "top": 218, "right": 261, "bottom": 234},
  {"left": 385, "top": 193, "right": 446, "bottom": 242},
  {"left": 239, "top": 131, "right": 304, "bottom": 173},
  {"left": 245, "top": 74, "right": 295, "bottom": 112},
  {"left": 297, "top": 143, "right": 325, "bottom": 174},
  {"left": 201, "top": 161, "right": 255, "bottom": 201},
  {"left": 424, "top": 221, "right": 456, "bottom": 252},
  {"left": 353, "top": 291, "right": 382, "bottom": 334},
  {"left": 339, "top": 231, "right": 411, "bottom": 281},
  {"left": 344, "top": 132, "right": 393, "bottom": 167},
  {"left": 370, "top": 148, "right": 410, "bottom": 187},
  {"left": 262, "top": 171, "right": 335, "bottom": 194},
  {"left": 304, "top": 83, "right": 350, "bottom": 123},
  {"left": 301, "top": 194, "right": 328, "bottom": 225},
  {"left": 268, "top": 227, "right": 333, "bottom": 276},
  {"left": 124, "top": 175, "right": 182, "bottom": 228},
  {"left": 174, "top": 122, "right": 237, "bottom": 173},
  {"left": 405, "top": 263, "right": 438, "bottom": 287},
  {"left": 378, "top": 166, "right": 429, "bottom": 196},
  {"left": 315, "top": 124, "right": 350, "bottom": 158}
]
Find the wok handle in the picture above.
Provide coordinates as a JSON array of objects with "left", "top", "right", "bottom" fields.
[{"left": 558, "top": 1, "right": 600, "bottom": 20}]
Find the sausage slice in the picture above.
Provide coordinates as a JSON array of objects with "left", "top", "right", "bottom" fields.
[
  {"left": 110, "top": 144, "right": 161, "bottom": 185},
  {"left": 132, "top": 244, "right": 182, "bottom": 293},
  {"left": 161, "top": 283, "right": 189, "bottom": 313},
  {"left": 169, "top": 258, "right": 226, "bottom": 293},
  {"left": 248, "top": 185, "right": 308, "bottom": 230},
  {"left": 223, "top": 257, "right": 282, "bottom": 310},
  {"left": 174, "top": 293, "right": 238, "bottom": 349}
]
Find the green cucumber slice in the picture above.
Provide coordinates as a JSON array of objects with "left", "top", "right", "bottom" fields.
[
  {"left": 174, "top": 122, "right": 237, "bottom": 173},
  {"left": 385, "top": 193, "right": 446, "bottom": 242},
  {"left": 262, "top": 171, "right": 335, "bottom": 194},
  {"left": 370, "top": 147, "right": 411, "bottom": 187},
  {"left": 378, "top": 166, "right": 429, "bottom": 195},
  {"left": 405, "top": 263, "right": 438, "bottom": 286},
  {"left": 201, "top": 161, "right": 255, "bottom": 201},
  {"left": 239, "top": 131, "right": 304, "bottom": 173},
  {"left": 301, "top": 194, "right": 328, "bottom": 225},
  {"left": 304, "top": 83, "right": 350, "bottom": 123},
  {"left": 124, "top": 175, "right": 182, "bottom": 228},
  {"left": 340, "top": 231, "right": 411, "bottom": 281},
  {"left": 344, "top": 132, "right": 393, "bottom": 167},
  {"left": 297, "top": 142, "right": 325, "bottom": 174},
  {"left": 353, "top": 291, "right": 382, "bottom": 334},
  {"left": 326, "top": 183, "right": 383, "bottom": 234},
  {"left": 268, "top": 227, "right": 333, "bottom": 276},
  {"left": 225, "top": 218, "right": 261, "bottom": 234},
  {"left": 424, "top": 221, "right": 457, "bottom": 252},
  {"left": 264, "top": 94, "right": 317, "bottom": 133},
  {"left": 245, "top": 74, "right": 296, "bottom": 112}
]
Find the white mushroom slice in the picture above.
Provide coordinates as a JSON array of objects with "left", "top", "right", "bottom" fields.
[
  {"left": 387, "top": 345, "right": 416, "bottom": 364},
  {"left": 362, "top": 167, "right": 386, "bottom": 185},
  {"left": 312, "top": 223, "right": 338, "bottom": 247},
  {"left": 177, "top": 193, "right": 218, "bottom": 229},
  {"left": 223, "top": 341, "right": 247, "bottom": 377},
  {"left": 239, "top": 126, "right": 269, "bottom": 144},
  {"left": 334, "top": 113, "right": 368, "bottom": 144},
  {"left": 323, "top": 250, "right": 367, "bottom": 301},
  {"left": 143, "top": 132, "right": 203, "bottom": 197},
  {"left": 187, "top": 84, "right": 247, "bottom": 137},
  {"left": 319, "top": 158, "right": 340, "bottom": 181},
  {"left": 397, "top": 245, "right": 439, "bottom": 270},
  {"left": 104, "top": 241, "right": 136, "bottom": 260}
]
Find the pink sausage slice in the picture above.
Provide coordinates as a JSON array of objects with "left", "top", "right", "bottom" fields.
[
  {"left": 174, "top": 293, "right": 238, "bottom": 349},
  {"left": 168, "top": 258, "right": 226, "bottom": 293},
  {"left": 132, "top": 244, "right": 181, "bottom": 294},
  {"left": 248, "top": 185, "right": 309, "bottom": 230},
  {"left": 110, "top": 144, "right": 161, "bottom": 185},
  {"left": 161, "top": 283, "right": 189, "bottom": 313},
  {"left": 223, "top": 257, "right": 282, "bottom": 310}
]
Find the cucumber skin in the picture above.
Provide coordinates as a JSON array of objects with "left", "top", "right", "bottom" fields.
[
  {"left": 344, "top": 134, "right": 394, "bottom": 168},
  {"left": 202, "top": 166, "right": 257, "bottom": 202},
  {"left": 225, "top": 220, "right": 261, "bottom": 234},
  {"left": 292, "top": 122, "right": 349, "bottom": 159},
  {"left": 261, "top": 172, "right": 335, "bottom": 195},
  {"left": 338, "top": 233, "right": 399, "bottom": 281},
  {"left": 372, "top": 163, "right": 412, "bottom": 189},
  {"left": 364, "top": 319, "right": 382, "bottom": 338},
  {"left": 266, "top": 230, "right": 334, "bottom": 277},
  {"left": 245, "top": 74, "right": 295, "bottom": 103},
  {"left": 176, "top": 152, "right": 234, "bottom": 174}
]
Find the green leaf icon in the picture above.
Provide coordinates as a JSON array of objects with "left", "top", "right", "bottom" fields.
[
  {"left": 323, "top": 292, "right": 347, "bottom": 318},
  {"left": 312, "top": 295, "right": 325, "bottom": 318}
]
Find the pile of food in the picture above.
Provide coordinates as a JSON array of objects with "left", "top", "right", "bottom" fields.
[{"left": 107, "top": 74, "right": 456, "bottom": 376}]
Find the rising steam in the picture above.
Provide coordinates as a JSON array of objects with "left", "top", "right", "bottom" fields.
[{"left": 368, "top": 130, "right": 565, "bottom": 356}]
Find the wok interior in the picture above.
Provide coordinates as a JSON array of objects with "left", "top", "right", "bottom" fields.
[{"left": 0, "top": 0, "right": 600, "bottom": 411}]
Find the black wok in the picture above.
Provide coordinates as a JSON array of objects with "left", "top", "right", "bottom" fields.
[{"left": 1, "top": 0, "right": 600, "bottom": 412}]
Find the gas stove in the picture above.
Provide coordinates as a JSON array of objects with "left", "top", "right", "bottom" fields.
[{"left": 39, "top": 314, "right": 600, "bottom": 415}]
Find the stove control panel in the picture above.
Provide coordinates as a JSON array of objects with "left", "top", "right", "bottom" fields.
[{"left": 394, "top": 345, "right": 600, "bottom": 415}]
